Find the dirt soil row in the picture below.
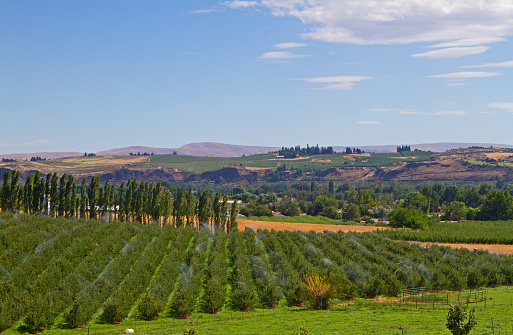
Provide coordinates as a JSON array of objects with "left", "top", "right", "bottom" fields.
[{"left": 239, "top": 219, "right": 513, "bottom": 255}]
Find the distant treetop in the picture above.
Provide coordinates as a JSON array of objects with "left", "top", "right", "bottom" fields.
[{"left": 278, "top": 145, "right": 334, "bottom": 158}]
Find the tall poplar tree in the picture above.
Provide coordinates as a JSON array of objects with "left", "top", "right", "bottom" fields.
[
  {"left": 50, "top": 173, "right": 59, "bottom": 216},
  {"left": 198, "top": 189, "right": 211, "bottom": 227},
  {"left": 80, "top": 178, "right": 88, "bottom": 219},
  {"left": 186, "top": 189, "right": 196, "bottom": 227},
  {"left": 88, "top": 176, "right": 100, "bottom": 219}
]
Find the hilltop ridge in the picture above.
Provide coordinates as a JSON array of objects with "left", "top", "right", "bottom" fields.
[{"left": 2, "top": 142, "right": 513, "bottom": 161}]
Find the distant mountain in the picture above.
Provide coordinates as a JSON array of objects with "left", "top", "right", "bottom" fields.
[
  {"left": 97, "top": 142, "right": 280, "bottom": 157},
  {"left": 3, "top": 142, "right": 513, "bottom": 161},
  {"left": 96, "top": 146, "right": 176, "bottom": 156},
  {"left": 0, "top": 152, "right": 84, "bottom": 161},
  {"left": 335, "top": 142, "right": 513, "bottom": 153},
  {"left": 176, "top": 142, "right": 280, "bottom": 157}
]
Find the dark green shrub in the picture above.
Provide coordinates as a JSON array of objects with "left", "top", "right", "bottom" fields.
[
  {"left": 137, "top": 295, "right": 160, "bottom": 321},
  {"left": 101, "top": 301, "right": 121, "bottom": 324},
  {"left": 252, "top": 205, "right": 272, "bottom": 217}
]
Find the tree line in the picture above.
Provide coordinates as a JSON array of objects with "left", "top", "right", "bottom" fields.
[
  {"left": 278, "top": 144, "right": 334, "bottom": 158},
  {"left": 0, "top": 170, "right": 237, "bottom": 231}
]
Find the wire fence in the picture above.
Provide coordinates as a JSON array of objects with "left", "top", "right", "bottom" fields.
[{"left": 400, "top": 287, "right": 487, "bottom": 308}]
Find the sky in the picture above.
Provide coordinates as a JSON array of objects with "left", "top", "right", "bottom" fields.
[{"left": 1, "top": 0, "right": 513, "bottom": 154}]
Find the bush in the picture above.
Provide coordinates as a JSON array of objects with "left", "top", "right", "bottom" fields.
[
  {"left": 291, "top": 325, "right": 309, "bottom": 335},
  {"left": 252, "top": 205, "right": 272, "bottom": 217},
  {"left": 446, "top": 304, "right": 477, "bottom": 335},
  {"left": 137, "top": 295, "right": 160, "bottom": 321},
  {"left": 303, "top": 274, "right": 332, "bottom": 310},
  {"left": 389, "top": 208, "right": 432, "bottom": 229},
  {"left": 101, "top": 301, "right": 121, "bottom": 324}
]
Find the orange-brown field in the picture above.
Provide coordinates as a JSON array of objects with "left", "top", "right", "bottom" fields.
[{"left": 238, "top": 219, "right": 513, "bottom": 255}]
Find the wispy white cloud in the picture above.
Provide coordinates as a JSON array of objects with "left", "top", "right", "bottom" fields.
[
  {"left": 488, "top": 102, "right": 513, "bottom": 113},
  {"left": 428, "top": 71, "right": 501, "bottom": 79},
  {"left": 428, "top": 37, "right": 506, "bottom": 48},
  {"left": 367, "top": 108, "right": 417, "bottom": 113},
  {"left": 434, "top": 110, "right": 466, "bottom": 115},
  {"left": 411, "top": 46, "right": 489, "bottom": 59},
  {"left": 0, "top": 139, "right": 50, "bottom": 147},
  {"left": 234, "top": 1, "right": 513, "bottom": 45},
  {"left": 191, "top": 9, "right": 220, "bottom": 14},
  {"left": 293, "top": 75, "right": 373, "bottom": 90},
  {"left": 273, "top": 42, "right": 307, "bottom": 49},
  {"left": 399, "top": 110, "right": 467, "bottom": 115},
  {"left": 357, "top": 121, "right": 381, "bottom": 125},
  {"left": 369, "top": 107, "right": 466, "bottom": 116},
  {"left": 462, "top": 60, "right": 513, "bottom": 68},
  {"left": 399, "top": 111, "right": 425, "bottom": 115},
  {"left": 258, "top": 51, "right": 309, "bottom": 60},
  {"left": 222, "top": 1, "right": 258, "bottom": 9}
]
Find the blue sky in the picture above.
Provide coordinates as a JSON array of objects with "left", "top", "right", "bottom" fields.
[{"left": 1, "top": 0, "right": 513, "bottom": 154}]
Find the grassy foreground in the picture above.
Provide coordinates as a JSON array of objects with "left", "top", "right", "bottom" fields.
[{"left": 6, "top": 287, "right": 512, "bottom": 335}]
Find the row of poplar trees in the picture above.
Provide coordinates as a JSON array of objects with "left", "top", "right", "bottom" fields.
[{"left": 0, "top": 170, "right": 238, "bottom": 230}]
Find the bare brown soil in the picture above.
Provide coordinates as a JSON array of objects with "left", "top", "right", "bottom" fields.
[
  {"left": 410, "top": 241, "right": 513, "bottom": 255},
  {"left": 238, "top": 219, "right": 385, "bottom": 233},
  {"left": 311, "top": 158, "right": 331, "bottom": 163},
  {"left": 239, "top": 219, "right": 513, "bottom": 255},
  {"left": 245, "top": 166, "right": 271, "bottom": 171},
  {"left": 485, "top": 152, "right": 513, "bottom": 160},
  {"left": 269, "top": 156, "right": 309, "bottom": 161}
]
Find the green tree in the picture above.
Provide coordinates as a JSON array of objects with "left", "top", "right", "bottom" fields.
[
  {"left": 1, "top": 170, "right": 12, "bottom": 211},
  {"left": 444, "top": 201, "right": 468, "bottom": 220},
  {"left": 446, "top": 304, "right": 477, "bottom": 335},
  {"left": 198, "top": 189, "right": 211, "bottom": 225},
  {"left": 161, "top": 190, "right": 173, "bottom": 225},
  {"left": 66, "top": 175, "right": 77, "bottom": 218},
  {"left": 174, "top": 189, "right": 187, "bottom": 227},
  {"left": 117, "top": 181, "right": 125, "bottom": 221},
  {"left": 80, "top": 178, "right": 88, "bottom": 219},
  {"left": 389, "top": 207, "right": 432, "bottom": 229},
  {"left": 151, "top": 182, "right": 162, "bottom": 222},
  {"left": 229, "top": 200, "right": 238, "bottom": 232},
  {"left": 58, "top": 173, "right": 67, "bottom": 216},
  {"left": 478, "top": 190, "right": 513, "bottom": 220},
  {"left": 345, "top": 203, "right": 360, "bottom": 221},
  {"left": 252, "top": 205, "right": 272, "bottom": 217},
  {"left": 88, "top": 176, "right": 100, "bottom": 219},
  {"left": 403, "top": 192, "right": 429, "bottom": 212},
  {"left": 50, "top": 172, "right": 59, "bottom": 216},
  {"left": 186, "top": 189, "right": 196, "bottom": 227}
]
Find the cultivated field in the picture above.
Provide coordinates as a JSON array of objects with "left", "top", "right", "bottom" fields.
[
  {"left": 149, "top": 151, "right": 434, "bottom": 173},
  {"left": 240, "top": 219, "right": 513, "bottom": 255},
  {"left": 1, "top": 212, "right": 512, "bottom": 334}
]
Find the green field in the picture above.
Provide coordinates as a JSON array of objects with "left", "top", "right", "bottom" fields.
[
  {"left": 1, "top": 212, "right": 513, "bottom": 334},
  {"left": 149, "top": 151, "right": 434, "bottom": 174},
  {"left": 245, "top": 215, "right": 354, "bottom": 225},
  {"left": 4, "top": 287, "right": 512, "bottom": 334},
  {"left": 380, "top": 220, "right": 513, "bottom": 244}
]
